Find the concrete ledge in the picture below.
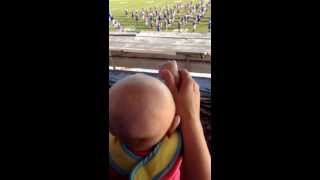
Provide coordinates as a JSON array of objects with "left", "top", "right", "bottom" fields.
[
  {"left": 110, "top": 49, "right": 211, "bottom": 61},
  {"left": 109, "top": 32, "right": 211, "bottom": 73}
]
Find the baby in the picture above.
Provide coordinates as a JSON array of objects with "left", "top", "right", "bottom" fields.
[{"left": 109, "top": 61, "right": 211, "bottom": 180}]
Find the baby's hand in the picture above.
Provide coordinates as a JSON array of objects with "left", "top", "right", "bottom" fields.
[
  {"left": 159, "top": 61, "right": 180, "bottom": 88},
  {"left": 160, "top": 68, "right": 200, "bottom": 123},
  {"left": 159, "top": 61, "right": 181, "bottom": 135},
  {"left": 175, "top": 69, "right": 200, "bottom": 122}
]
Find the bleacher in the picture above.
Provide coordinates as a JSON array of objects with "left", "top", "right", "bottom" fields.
[{"left": 109, "top": 32, "right": 212, "bottom": 73}]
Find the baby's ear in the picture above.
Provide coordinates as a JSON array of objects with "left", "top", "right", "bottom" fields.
[{"left": 167, "top": 114, "right": 181, "bottom": 137}]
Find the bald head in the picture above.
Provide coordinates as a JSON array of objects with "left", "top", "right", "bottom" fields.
[{"left": 109, "top": 74, "right": 176, "bottom": 150}]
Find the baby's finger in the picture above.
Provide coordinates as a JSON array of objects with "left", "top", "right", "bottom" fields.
[
  {"left": 193, "top": 80, "right": 200, "bottom": 92},
  {"left": 159, "top": 61, "right": 180, "bottom": 85},
  {"left": 168, "top": 114, "right": 181, "bottom": 137},
  {"left": 159, "top": 69, "right": 178, "bottom": 96},
  {"left": 179, "top": 69, "right": 193, "bottom": 91}
]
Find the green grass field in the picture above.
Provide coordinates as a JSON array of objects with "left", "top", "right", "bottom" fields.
[{"left": 109, "top": 0, "right": 211, "bottom": 33}]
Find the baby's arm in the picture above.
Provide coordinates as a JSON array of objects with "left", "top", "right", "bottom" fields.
[
  {"left": 160, "top": 68, "right": 211, "bottom": 180},
  {"left": 177, "top": 69, "right": 211, "bottom": 180}
]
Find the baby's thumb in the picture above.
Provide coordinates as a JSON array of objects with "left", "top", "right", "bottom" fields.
[
  {"left": 179, "top": 69, "right": 192, "bottom": 91},
  {"left": 168, "top": 114, "right": 181, "bottom": 137},
  {"left": 159, "top": 69, "right": 178, "bottom": 96}
]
